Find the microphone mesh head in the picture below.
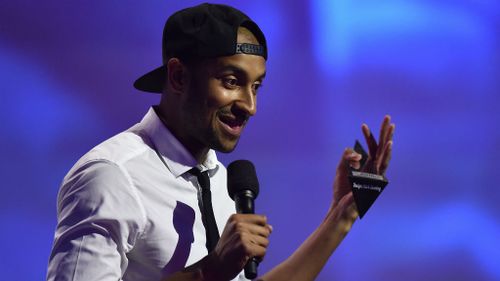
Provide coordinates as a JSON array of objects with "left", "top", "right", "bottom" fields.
[{"left": 227, "top": 160, "right": 259, "bottom": 200}]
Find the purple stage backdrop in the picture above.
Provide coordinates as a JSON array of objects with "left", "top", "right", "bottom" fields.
[{"left": 1, "top": 1, "right": 499, "bottom": 280}]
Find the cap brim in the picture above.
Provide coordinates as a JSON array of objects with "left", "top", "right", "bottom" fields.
[{"left": 133, "top": 65, "right": 166, "bottom": 93}]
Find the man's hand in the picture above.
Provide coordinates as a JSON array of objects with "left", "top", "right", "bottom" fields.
[
  {"left": 204, "top": 214, "right": 272, "bottom": 280},
  {"left": 331, "top": 115, "right": 395, "bottom": 227},
  {"left": 361, "top": 115, "right": 395, "bottom": 175},
  {"left": 160, "top": 214, "right": 271, "bottom": 281}
]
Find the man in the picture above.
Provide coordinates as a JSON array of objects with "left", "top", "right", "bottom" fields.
[{"left": 47, "top": 3, "right": 395, "bottom": 281}]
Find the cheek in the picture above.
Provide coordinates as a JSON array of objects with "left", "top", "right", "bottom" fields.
[{"left": 205, "top": 81, "right": 233, "bottom": 109}]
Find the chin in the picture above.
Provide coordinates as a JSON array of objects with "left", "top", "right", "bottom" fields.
[
  {"left": 212, "top": 138, "right": 239, "bottom": 153},
  {"left": 218, "top": 147, "right": 236, "bottom": 154},
  {"left": 207, "top": 127, "right": 241, "bottom": 153},
  {"left": 216, "top": 143, "right": 237, "bottom": 153}
]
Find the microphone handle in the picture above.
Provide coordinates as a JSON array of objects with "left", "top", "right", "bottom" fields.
[
  {"left": 245, "top": 259, "right": 258, "bottom": 279},
  {"left": 234, "top": 191, "right": 255, "bottom": 214},
  {"left": 234, "top": 193, "right": 258, "bottom": 279}
]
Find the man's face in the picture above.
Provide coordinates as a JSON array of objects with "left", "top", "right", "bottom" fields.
[{"left": 180, "top": 51, "right": 266, "bottom": 154}]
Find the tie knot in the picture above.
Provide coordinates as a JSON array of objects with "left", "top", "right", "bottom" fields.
[{"left": 190, "top": 168, "right": 210, "bottom": 190}]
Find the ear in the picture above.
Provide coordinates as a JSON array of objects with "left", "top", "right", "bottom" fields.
[{"left": 166, "top": 58, "right": 187, "bottom": 94}]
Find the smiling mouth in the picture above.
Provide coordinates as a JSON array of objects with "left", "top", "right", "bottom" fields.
[{"left": 218, "top": 114, "right": 247, "bottom": 137}]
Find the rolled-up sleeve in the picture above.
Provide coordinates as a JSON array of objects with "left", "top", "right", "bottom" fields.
[{"left": 47, "top": 160, "right": 146, "bottom": 281}]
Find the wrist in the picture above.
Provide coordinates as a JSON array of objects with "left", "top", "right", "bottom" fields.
[
  {"left": 200, "top": 252, "right": 227, "bottom": 281},
  {"left": 325, "top": 201, "right": 357, "bottom": 237}
]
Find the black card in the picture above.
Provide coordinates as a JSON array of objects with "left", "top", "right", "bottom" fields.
[{"left": 349, "top": 140, "right": 389, "bottom": 218}]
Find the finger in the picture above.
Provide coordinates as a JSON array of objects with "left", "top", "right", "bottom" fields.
[
  {"left": 240, "top": 222, "right": 272, "bottom": 238},
  {"left": 379, "top": 140, "right": 393, "bottom": 174},
  {"left": 337, "top": 148, "right": 361, "bottom": 173},
  {"left": 229, "top": 214, "right": 272, "bottom": 237},
  {"left": 362, "top": 124, "right": 377, "bottom": 157},
  {"left": 231, "top": 214, "right": 268, "bottom": 226},
  {"left": 349, "top": 159, "right": 361, "bottom": 170},
  {"left": 249, "top": 243, "right": 268, "bottom": 260},
  {"left": 381, "top": 123, "right": 395, "bottom": 153},
  {"left": 347, "top": 149, "right": 362, "bottom": 170},
  {"left": 386, "top": 123, "right": 395, "bottom": 142},
  {"left": 242, "top": 233, "right": 269, "bottom": 259},
  {"left": 377, "top": 115, "right": 391, "bottom": 158},
  {"left": 247, "top": 233, "right": 270, "bottom": 248},
  {"left": 376, "top": 123, "right": 394, "bottom": 173},
  {"left": 345, "top": 149, "right": 362, "bottom": 172},
  {"left": 267, "top": 224, "right": 273, "bottom": 234},
  {"left": 348, "top": 151, "right": 362, "bottom": 170}
]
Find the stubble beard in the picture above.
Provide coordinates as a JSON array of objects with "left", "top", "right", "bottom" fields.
[
  {"left": 182, "top": 98, "right": 240, "bottom": 155},
  {"left": 205, "top": 111, "right": 241, "bottom": 153}
]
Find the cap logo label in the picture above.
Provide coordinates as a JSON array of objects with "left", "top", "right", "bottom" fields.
[{"left": 235, "top": 43, "right": 265, "bottom": 57}]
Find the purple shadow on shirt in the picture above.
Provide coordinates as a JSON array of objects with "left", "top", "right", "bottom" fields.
[{"left": 162, "top": 201, "right": 196, "bottom": 275}]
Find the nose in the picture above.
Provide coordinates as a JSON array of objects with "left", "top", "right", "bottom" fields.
[{"left": 235, "top": 86, "right": 257, "bottom": 116}]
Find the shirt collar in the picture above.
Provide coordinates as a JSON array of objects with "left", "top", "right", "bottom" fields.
[{"left": 139, "top": 107, "right": 219, "bottom": 178}]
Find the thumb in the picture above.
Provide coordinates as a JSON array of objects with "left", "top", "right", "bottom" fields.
[{"left": 337, "top": 148, "right": 362, "bottom": 175}]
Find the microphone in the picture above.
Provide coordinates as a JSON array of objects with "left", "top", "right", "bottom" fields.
[{"left": 227, "top": 160, "right": 260, "bottom": 280}]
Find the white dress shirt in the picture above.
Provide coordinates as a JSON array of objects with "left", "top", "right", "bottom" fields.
[{"left": 47, "top": 107, "right": 248, "bottom": 281}]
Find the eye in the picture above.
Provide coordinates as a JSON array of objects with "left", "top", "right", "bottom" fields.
[
  {"left": 253, "top": 82, "right": 263, "bottom": 92},
  {"left": 222, "top": 77, "right": 238, "bottom": 88}
]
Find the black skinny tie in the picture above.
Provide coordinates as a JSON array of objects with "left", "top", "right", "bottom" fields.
[{"left": 190, "top": 168, "right": 220, "bottom": 252}]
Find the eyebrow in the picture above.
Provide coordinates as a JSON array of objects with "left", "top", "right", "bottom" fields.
[{"left": 216, "top": 64, "right": 266, "bottom": 81}]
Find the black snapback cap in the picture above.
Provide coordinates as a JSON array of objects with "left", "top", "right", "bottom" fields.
[{"left": 134, "top": 3, "right": 268, "bottom": 93}]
